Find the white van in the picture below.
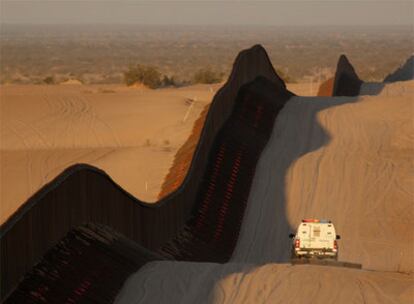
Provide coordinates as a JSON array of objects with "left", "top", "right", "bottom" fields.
[{"left": 289, "top": 219, "right": 340, "bottom": 260}]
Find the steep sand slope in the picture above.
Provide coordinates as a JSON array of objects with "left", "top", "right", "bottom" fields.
[
  {"left": 360, "top": 80, "right": 414, "bottom": 97},
  {"left": 0, "top": 84, "right": 216, "bottom": 223},
  {"left": 384, "top": 56, "right": 414, "bottom": 83},
  {"left": 234, "top": 84, "right": 413, "bottom": 272},
  {"left": 116, "top": 81, "right": 414, "bottom": 303}
]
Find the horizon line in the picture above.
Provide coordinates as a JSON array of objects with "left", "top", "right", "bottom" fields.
[{"left": 2, "top": 23, "right": 413, "bottom": 27}]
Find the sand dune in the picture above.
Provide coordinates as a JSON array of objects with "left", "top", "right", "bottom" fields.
[
  {"left": 116, "top": 81, "right": 414, "bottom": 303},
  {"left": 0, "top": 84, "right": 216, "bottom": 222},
  {"left": 1, "top": 81, "right": 311, "bottom": 223},
  {"left": 233, "top": 88, "right": 413, "bottom": 272},
  {"left": 1, "top": 45, "right": 295, "bottom": 300},
  {"left": 1, "top": 40, "right": 413, "bottom": 302}
]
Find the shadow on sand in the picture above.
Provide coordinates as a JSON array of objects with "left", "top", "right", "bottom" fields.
[
  {"left": 202, "top": 95, "right": 362, "bottom": 303},
  {"left": 114, "top": 94, "right": 361, "bottom": 304}
]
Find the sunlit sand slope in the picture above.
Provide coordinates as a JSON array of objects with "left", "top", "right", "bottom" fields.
[
  {"left": 0, "top": 84, "right": 215, "bottom": 222},
  {"left": 117, "top": 81, "right": 414, "bottom": 303},
  {"left": 234, "top": 85, "right": 413, "bottom": 272}
]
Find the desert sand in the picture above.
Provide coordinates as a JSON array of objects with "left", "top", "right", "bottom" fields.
[
  {"left": 287, "top": 82, "right": 322, "bottom": 96},
  {"left": 0, "top": 84, "right": 219, "bottom": 223},
  {"left": 116, "top": 81, "right": 414, "bottom": 303},
  {"left": 2, "top": 80, "right": 412, "bottom": 303},
  {"left": 0, "top": 82, "right": 311, "bottom": 224},
  {"left": 116, "top": 262, "right": 412, "bottom": 304},
  {"left": 233, "top": 81, "right": 414, "bottom": 272}
]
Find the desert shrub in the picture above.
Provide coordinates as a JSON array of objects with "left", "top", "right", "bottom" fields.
[
  {"left": 43, "top": 76, "right": 55, "bottom": 84},
  {"left": 123, "top": 65, "right": 162, "bottom": 88},
  {"left": 162, "top": 75, "right": 177, "bottom": 87},
  {"left": 193, "top": 68, "right": 222, "bottom": 84}
]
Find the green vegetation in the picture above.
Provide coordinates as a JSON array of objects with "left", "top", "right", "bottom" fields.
[
  {"left": 123, "top": 65, "right": 162, "bottom": 88},
  {"left": 193, "top": 68, "right": 223, "bottom": 84},
  {"left": 123, "top": 65, "right": 180, "bottom": 88}
]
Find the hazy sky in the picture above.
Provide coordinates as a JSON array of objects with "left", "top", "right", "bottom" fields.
[{"left": 1, "top": 1, "right": 413, "bottom": 26}]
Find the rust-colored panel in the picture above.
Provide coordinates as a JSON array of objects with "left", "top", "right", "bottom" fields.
[
  {"left": 158, "top": 104, "right": 210, "bottom": 199},
  {"left": 317, "top": 77, "right": 334, "bottom": 96}
]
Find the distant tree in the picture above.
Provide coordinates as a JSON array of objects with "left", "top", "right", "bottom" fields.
[
  {"left": 43, "top": 76, "right": 55, "bottom": 85},
  {"left": 162, "top": 75, "right": 177, "bottom": 87},
  {"left": 123, "top": 65, "right": 162, "bottom": 88},
  {"left": 193, "top": 68, "right": 222, "bottom": 84}
]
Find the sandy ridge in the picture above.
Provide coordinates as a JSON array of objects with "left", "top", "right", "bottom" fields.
[{"left": 116, "top": 81, "right": 414, "bottom": 303}]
